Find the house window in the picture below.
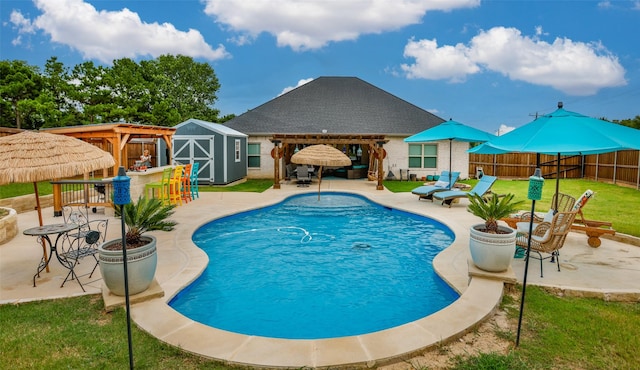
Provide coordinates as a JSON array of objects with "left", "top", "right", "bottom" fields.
[
  {"left": 248, "top": 143, "right": 261, "bottom": 168},
  {"left": 235, "top": 139, "right": 241, "bottom": 162},
  {"left": 408, "top": 144, "right": 437, "bottom": 168}
]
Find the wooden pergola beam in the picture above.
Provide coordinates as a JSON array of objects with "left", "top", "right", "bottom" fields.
[{"left": 43, "top": 123, "right": 176, "bottom": 175}]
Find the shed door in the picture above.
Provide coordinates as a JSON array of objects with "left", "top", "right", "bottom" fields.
[{"left": 172, "top": 136, "right": 215, "bottom": 183}]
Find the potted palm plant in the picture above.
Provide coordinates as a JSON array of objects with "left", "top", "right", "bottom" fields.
[
  {"left": 467, "top": 193, "right": 523, "bottom": 272},
  {"left": 98, "top": 196, "right": 177, "bottom": 296}
]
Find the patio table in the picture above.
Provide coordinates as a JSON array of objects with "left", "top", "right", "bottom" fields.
[{"left": 23, "top": 223, "right": 81, "bottom": 289}]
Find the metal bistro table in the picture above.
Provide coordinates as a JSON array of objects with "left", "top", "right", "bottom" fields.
[{"left": 23, "top": 223, "right": 82, "bottom": 289}]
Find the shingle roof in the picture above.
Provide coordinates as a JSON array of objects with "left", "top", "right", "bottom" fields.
[
  {"left": 225, "top": 77, "right": 445, "bottom": 136},
  {"left": 175, "top": 118, "right": 247, "bottom": 137}
]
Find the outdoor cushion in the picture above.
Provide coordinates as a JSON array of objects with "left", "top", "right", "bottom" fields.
[
  {"left": 543, "top": 209, "right": 555, "bottom": 222},
  {"left": 572, "top": 189, "right": 594, "bottom": 211}
]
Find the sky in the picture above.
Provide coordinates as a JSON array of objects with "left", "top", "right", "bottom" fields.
[{"left": 2, "top": 0, "right": 640, "bottom": 135}]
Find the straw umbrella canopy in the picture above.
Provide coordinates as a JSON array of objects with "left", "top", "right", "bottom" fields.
[
  {"left": 290, "top": 144, "right": 352, "bottom": 200},
  {"left": 0, "top": 130, "right": 115, "bottom": 225}
]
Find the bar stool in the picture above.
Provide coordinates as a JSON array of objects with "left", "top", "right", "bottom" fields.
[
  {"left": 169, "top": 165, "right": 184, "bottom": 206},
  {"left": 181, "top": 163, "right": 192, "bottom": 203},
  {"left": 190, "top": 162, "right": 200, "bottom": 199},
  {"left": 145, "top": 167, "right": 172, "bottom": 204}
]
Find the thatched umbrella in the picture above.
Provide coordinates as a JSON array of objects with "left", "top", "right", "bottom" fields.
[
  {"left": 291, "top": 144, "right": 352, "bottom": 200},
  {"left": 0, "top": 131, "right": 115, "bottom": 269}
]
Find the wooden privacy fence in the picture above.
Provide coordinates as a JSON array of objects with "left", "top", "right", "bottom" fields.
[{"left": 469, "top": 150, "right": 640, "bottom": 189}]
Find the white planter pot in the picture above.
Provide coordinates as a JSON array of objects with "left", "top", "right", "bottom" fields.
[
  {"left": 98, "top": 235, "right": 157, "bottom": 296},
  {"left": 469, "top": 224, "right": 516, "bottom": 272}
]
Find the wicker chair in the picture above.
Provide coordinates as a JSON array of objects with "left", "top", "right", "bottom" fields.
[
  {"left": 517, "top": 192, "right": 576, "bottom": 224},
  {"left": 516, "top": 211, "right": 578, "bottom": 277}
]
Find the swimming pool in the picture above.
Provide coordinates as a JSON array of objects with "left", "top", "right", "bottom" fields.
[{"left": 170, "top": 193, "right": 458, "bottom": 339}]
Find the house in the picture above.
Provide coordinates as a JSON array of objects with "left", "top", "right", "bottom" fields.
[
  {"left": 225, "top": 76, "right": 472, "bottom": 185},
  {"left": 164, "top": 118, "right": 248, "bottom": 185}
]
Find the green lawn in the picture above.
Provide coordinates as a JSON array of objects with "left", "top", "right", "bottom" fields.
[
  {"left": 2, "top": 178, "right": 638, "bottom": 237},
  {"left": 385, "top": 178, "right": 640, "bottom": 237},
  {"left": 1, "top": 287, "right": 639, "bottom": 369}
]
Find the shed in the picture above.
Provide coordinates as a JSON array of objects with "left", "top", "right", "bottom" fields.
[{"left": 165, "top": 118, "right": 248, "bottom": 185}]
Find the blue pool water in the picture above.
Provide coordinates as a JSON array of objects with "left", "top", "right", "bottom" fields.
[{"left": 169, "top": 193, "right": 458, "bottom": 339}]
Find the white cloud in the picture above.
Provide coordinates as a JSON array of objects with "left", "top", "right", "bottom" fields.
[
  {"left": 202, "top": 0, "right": 480, "bottom": 51},
  {"left": 496, "top": 124, "right": 515, "bottom": 136},
  {"left": 278, "top": 78, "right": 314, "bottom": 96},
  {"left": 401, "top": 38, "right": 480, "bottom": 82},
  {"left": 401, "top": 26, "right": 627, "bottom": 95},
  {"left": 11, "top": 0, "right": 229, "bottom": 63}
]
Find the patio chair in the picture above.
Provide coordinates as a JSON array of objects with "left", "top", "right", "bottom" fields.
[
  {"left": 169, "top": 165, "right": 184, "bottom": 206},
  {"left": 181, "top": 163, "right": 192, "bottom": 204},
  {"left": 515, "top": 192, "right": 577, "bottom": 230},
  {"left": 60, "top": 205, "right": 109, "bottom": 287},
  {"left": 432, "top": 175, "right": 498, "bottom": 207},
  {"left": 145, "top": 167, "right": 172, "bottom": 205},
  {"left": 190, "top": 162, "right": 200, "bottom": 199},
  {"left": 285, "top": 163, "right": 297, "bottom": 180},
  {"left": 516, "top": 211, "right": 577, "bottom": 277},
  {"left": 411, "top": 171, "right": 460, "bottom": 201},
  {"left": 296, "top": 165, "right": 312, "bottom": 187}
]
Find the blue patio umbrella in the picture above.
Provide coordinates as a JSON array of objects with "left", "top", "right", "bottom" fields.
[
  {"left": 469, "top": 102, "right": 640, "bottom": 208},
  {"left": 470, "top": 102, "right": 640, "bottom": 346},
  {"left": 404, "top": 119, "right": 496, "bottom": 185}
]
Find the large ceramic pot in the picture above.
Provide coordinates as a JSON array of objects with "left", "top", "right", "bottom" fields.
[
  {"left": 98, "top": 235, "right": 157, "bottom": 296},
  {"left": 469, "top": 224, "right": 516, "bottom": 272}
]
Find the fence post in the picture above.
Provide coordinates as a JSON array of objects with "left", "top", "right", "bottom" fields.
[
  {"left": 613, "top": 151, "right": 618, "bottom": 184},
  {"left": 637, "top": 151, "right": 640, "bottom": 190}
]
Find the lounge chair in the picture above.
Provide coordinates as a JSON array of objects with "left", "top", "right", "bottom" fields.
[
  {"left": 432, "top": 175, "right": 498, "bottom": 207},
  {"left": 569, "top": 190, "right": 616, "bottom": 248},
  {"left": 516, "top": 211, "right": 578, "bottom": 277},
  {"left": 411, "top": 171, "right": 460, "bottom": 201}
]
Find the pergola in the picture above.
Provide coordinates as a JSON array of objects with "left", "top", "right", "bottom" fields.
[
  {"left": 44, "top": 123, "right": 176, "bottom": 176},
  {"left": 270, "top": 134, "right": 388, "bottom": 190}
]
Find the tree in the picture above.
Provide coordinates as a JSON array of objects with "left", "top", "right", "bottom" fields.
[
  {"left": 0, "top": 60, "right": 43, "bottom": 128},
  {"left": 42, "top": 57, "right": 77, "bottom": 126},
  {"left": 148, "top": 55, "right": 221, "bottom": 124},
  {"left": 614, "top": 116, "right": 640, "bottom": 130},
  {"left": 70, "top": 61, "right": 114, "bottom": 124}
]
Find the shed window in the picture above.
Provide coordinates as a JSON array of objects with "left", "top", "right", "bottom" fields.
[
  {"left": 248, "top": 143, "right": 261, "bottom": 168},
  {"left": 408, "top": 144, "right": 437, "bottom": 169},
  {"left": 235, "top": 139, "right": 241, "bottom": 162}
]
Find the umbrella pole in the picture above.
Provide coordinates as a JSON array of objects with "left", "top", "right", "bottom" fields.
[
  {"left": 449, "top": 139, "right": 452, "bottom": 188},
  {"left": 33, "top": 182, "right": 49, "bottom": 272},
  {"left": 555, "top": 153, "right": 560, "bottom": 211},
  {"left": 317, "top": 166, "right": 323, "bottom": 201}
]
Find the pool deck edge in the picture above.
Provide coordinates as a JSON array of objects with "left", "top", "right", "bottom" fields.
[{"left": 130, "top": 186, "right": 509, "bottom": 368}]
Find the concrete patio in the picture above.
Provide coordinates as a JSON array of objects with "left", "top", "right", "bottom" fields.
[{"left": 2, "top": 178, "right": 639, "bottom": 367}]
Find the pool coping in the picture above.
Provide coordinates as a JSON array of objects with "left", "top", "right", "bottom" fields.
[{"left": 128, "top": 188, "right": 511, "bottom": 368}]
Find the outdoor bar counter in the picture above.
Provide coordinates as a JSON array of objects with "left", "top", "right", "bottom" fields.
[{"left": 125, "top": 165, "right": 171, "bottom": 202}]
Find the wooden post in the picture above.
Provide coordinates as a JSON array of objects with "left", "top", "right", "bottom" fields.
[
  {"left": 52, "top": 181, "right": 62, "bottom": 217},
  {"left": 272, "top": 140, "right": 281, "bottom": 189},
  {"left": 376, "top": 142, "right": 384, "bottom": 190}
]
